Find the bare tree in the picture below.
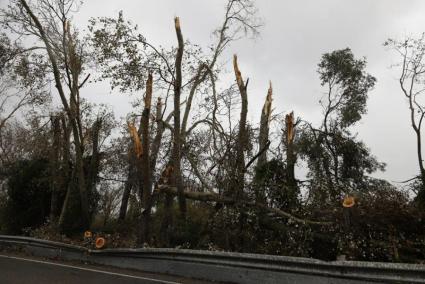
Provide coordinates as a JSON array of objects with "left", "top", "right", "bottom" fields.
[{"left": 385, "top": 36, "right": 425, "bottom": 199}]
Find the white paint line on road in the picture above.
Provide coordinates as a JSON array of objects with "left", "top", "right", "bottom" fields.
[{"left": 0, "top": 254, "right": 182, "bottom": 284}]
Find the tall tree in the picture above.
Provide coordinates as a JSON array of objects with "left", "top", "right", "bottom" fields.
[
  {"left": 172, "top": 17, "right": 186, "bottom": 217},
  {"left": 140, "top": 73, "right": 153, "bottom": 242},
  {"left": 299, "top": 48, "right": 380, "bottom": 203},
  {"left": 2, "top": 0, "right": 97, "bottom": 229}
]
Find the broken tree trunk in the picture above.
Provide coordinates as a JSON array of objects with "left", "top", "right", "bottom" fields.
[
  {"left": 172, "top": 17, "right": 187, "bottom": 218},
  {"left": 128, "top": 121, "right": 144, "bottom": 207},
  {"left": 257, "top": 82, "right": 273, "bottom": 168},
  {"left": 139, "top": 72, "right": 153, "bottom": 244},
  {"left": 118, "top": 143, "right": 139, "bottom": 221},
  {"left": 233, "top": 55, "right": 250, "bottom": 249},
  {"left": 255, "top": 82, "right": 273, "bottom": 203},
  {"left": 128, "top": 123, "right": 142, "bottom": 158},
  {"left": 232, "top": 55, "right": 248, "bottom": 198}
]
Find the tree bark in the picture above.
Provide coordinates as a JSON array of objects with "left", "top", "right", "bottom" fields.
[
  {"left": 49, "top": 115, "right": 62, "bottom": 222},
  {"left": 58, "top": 114, "right": 71, "bottom": 229},
  {"left": 86, "top": 119, "right": 102, "bottom": 202},
  {"left": 150, "top": 98, "right": 165, "bottom": 173},
  {"left": 285, "top": 112, "right": 297, "bottom": 190},
  {"left": 118, "top": 164, "right": 133, "bottom": 221}
]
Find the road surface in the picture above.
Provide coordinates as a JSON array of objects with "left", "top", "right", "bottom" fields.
[{"left": 0, "top": 254, "right": 214, "bottom": 284}]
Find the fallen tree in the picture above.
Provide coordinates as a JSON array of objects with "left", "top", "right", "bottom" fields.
[{"left": 156, "top": 185, "right": 332, "bottom": 226}]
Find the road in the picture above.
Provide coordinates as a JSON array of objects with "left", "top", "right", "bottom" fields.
[{"left": 0, "top": 254, "right": 213, "bottom": 284}]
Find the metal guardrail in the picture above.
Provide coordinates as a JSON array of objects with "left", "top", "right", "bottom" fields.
[{"left": 0, "top": 235, "right": 424, "bottom": 283}]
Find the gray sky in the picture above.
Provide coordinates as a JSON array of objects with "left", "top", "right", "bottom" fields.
[{"left": 19, "top": 0, "right": 425, "bottom": 182}]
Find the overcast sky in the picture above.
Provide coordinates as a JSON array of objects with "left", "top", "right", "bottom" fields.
[
  {"left": 78, "top": 0, "right": 425, "bottom": 183},
  {"left": 4, "top": 0, "right": 425, "bottom": 182}
]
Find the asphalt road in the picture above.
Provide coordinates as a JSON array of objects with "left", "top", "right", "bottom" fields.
[{"left": 0, "top": 254, "right": 212, "bottom": 284}]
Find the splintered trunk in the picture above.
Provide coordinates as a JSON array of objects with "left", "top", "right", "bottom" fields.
[
  {"left": 127, "top": 73, "right": 154, "bottom": 244},
  {"left": 258, "top": 82, "right": 272, "bottom": 167},
  {"left": 232, "top": 55, "right": 248, "bottom": 197},
  {"left": 256, "top": 82, "right": 273, "bottom": 202},
  {"left": 128, "top": 121, "right": 144, "bottom": 204},
  {"left": 172, "top": 17, "right": 187, "bottom": 218},
  {"left": 233, "top": 55, "right": 249, "bottom": 250},
  {"left": 49, "top": 115, "right": 62, "bottom": 222}
]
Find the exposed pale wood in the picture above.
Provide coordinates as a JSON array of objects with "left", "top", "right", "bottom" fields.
[
  {"left": 258, "top": 81, "right": 273, "bottom": 167},
  {"left": 128, "top": 122, "right": 142, "bottom": 158}
]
